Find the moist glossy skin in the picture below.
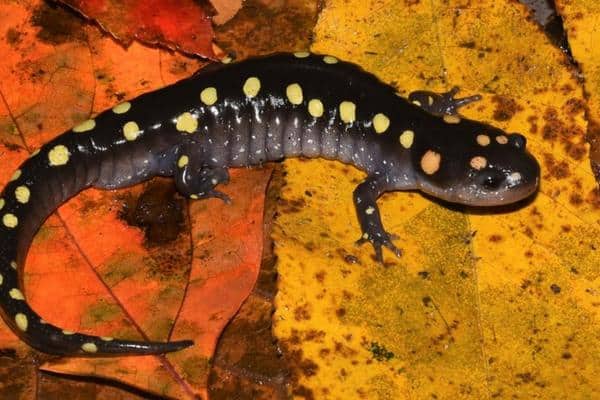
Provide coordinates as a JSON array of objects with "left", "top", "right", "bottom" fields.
[{"left": 0, "top": 53, "right": 540, "bottom": 356}]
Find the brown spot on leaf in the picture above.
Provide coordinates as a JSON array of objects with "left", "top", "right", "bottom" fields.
[
  {"left": 569, "top": 193, "right": 583, "bottom": 206},
  {"left": 278, "top": 197, "right": 306, "bottom": 213},
  {"left": 563, "top": 140, "right": 587, "bottom": 161},
  {"left": 527, "top": 115, "right": 538, "bottom": 134},
  {"left": 31, "top": 2, "right": 87, "bottom": 45},
  {"left": 294, "top": 303, "right": 311, "bottom": 321},
  {"left": 5, "top": 28, "right": 23, "bottom": 46},
  {"left": 491, "top": 95, "right": 522, "bottom": 121},
  {"left": 542, "top": 108, "right": 562, "bottom": 141},
  {"left": 564, "top": 98, "right": 586, "bottom": 116},
  {"left": 489, "top": 234, "right": 503, "bottom": 242},
  {"left": 542, "top": 153, "right": 570, "bottom": 180},
  {"left": 314, "top": 270, "right": 326, "bottom": 283},
  {"left": 587, "top": 188, "right": 600, "bottom": 209},
  {"left": 303, "top": 330, "right": 326, "bottom": 342}
]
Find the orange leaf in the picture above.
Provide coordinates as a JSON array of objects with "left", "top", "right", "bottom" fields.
[{"left": 0, "top": 1, "right": 268, "bottom": 397}]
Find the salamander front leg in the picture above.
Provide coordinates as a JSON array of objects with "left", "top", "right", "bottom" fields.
[
  {"left": 408, "top": 86, "right": 481, "bottom": 116},
  {"left": 353, "top": 176, "right": 402, "bottom": 262},
  {"left": 174, "top": 155, "right": 231, "bottom": 203}
]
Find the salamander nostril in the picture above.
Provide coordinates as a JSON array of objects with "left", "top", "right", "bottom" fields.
[{"left": 509, "top": 133, "right": 526, "bottom": 149}]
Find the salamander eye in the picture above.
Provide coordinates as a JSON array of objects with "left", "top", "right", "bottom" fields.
[
  {"left": 509, "top": 133, "right": 526, "bottom": 149},
  {"left": 481, "top": 171, "right": 505, "bottom": 190}
]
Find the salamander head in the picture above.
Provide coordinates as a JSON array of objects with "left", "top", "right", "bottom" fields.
[{"left": 412, "top": 124, "right": 540, "bottom": 206}]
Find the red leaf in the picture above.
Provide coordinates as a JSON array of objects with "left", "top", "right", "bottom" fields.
[{"left": 58, "top": 0, "right": 216, "bottom": 58}]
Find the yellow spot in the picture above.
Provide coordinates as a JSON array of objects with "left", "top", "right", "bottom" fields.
[
  {"left": 82, "top": 342, "right": 98, "bottom": 353},
  {"left": 3, "top": 213, "right": 18, "bottom": 228},
  {"left": 365, "top": 206, "right": 375, "bottom": 215},
  {"left": 421, "top": 150, "right": 441, "bottom": 175},
  {"left": 427, "top": 96, "right": 434, "bottom": 106},
  {"left": 443, "top": 114, "right": 461, "bottom": 124},
  {"left": 15, "top": 186, "right": 30, "bottom": 204},
  {"left": 200, "top": 87, "right": 218, "bottom": 106},
  {"left": 9, "top": 288, "right": 24, "bottom": 300},
  {"left": 308, "top": 99, "right": 324, "bottom": 117},
  {"left": 175, "top": 112, "right": 198, "bottom": 134},
  {"left": 10, "top": 170, "right": 21, "bottom": 181},
  {"left": 0, "top": 198, "right": 4, "bottom": 210},
  {"left": 0, "top": 273, "right": 3, "bottom": 285},
  {"left": 294, "top": 52, "right": 310, "bottom": 58},
  {"left": 178, "top": 155, "right": 189, "bottom": 168},
  {"left": 15, "top": 313, "right": 27, "bottom": 331},
  {"left": 221, "top": 55, "right": 233, "bottom": 64},
  {"left": 72, "top": 119, "right": 95, "bottom": 133},
  {"left": 123, "top": 121, "right": 141, "bottom": 141},
  {"left": 372, "top": 113, "right": 390, "bottom": 134},
  {"left": 476, "top": 134, "right": 491, "bottom": 146},
  {"left": 243, "top": 77, "right": 261, "bottom": 98},
  {"left": 100, "top": 336, "right": 114, "bottom": 341},
  {"left": 48, "top": 145, "right": 70, "bottom": 166},
  {"left": 112, "top": 102, "right": 131, "bottom": 114},
  {"left": 412, "top": 100, "right": 422, "bottom": 107},
  {"left": 286, "top": 83, "right": 303, "bottom": 105},
  {"left": 323, "top": 55, "right": 338, "bottom": 64},
  {"left": 62, "top": 330, "right": 75, "bottom": 335},
  {"left": 496, "top": 135, "right": 508, "bottom": 144},
  {"left": 30, "top": 149, "right": 40, "bottom": 157},
  {"left": 10, "top": 261, "right": 17, "bottom": 269},
  {"left": 399, "top": 130, "right": 414, "bottom": 149},
  {"left": 339, "top": 101, "right": 356, "bottom": 124},
  {"left": 470, "top": 156, "right": 488, "bottom": 170},
  {"left": 190, "top": 194, "right": 199, "bottom": 199}
]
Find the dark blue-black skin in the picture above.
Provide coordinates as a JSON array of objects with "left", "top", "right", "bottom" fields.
[{"left": 0, "top": 53, "right": 539, "bottom": 356}]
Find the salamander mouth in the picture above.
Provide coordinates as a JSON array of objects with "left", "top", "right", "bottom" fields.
[{"left": 418, "top": 175, "right": 540, "bottom": 207}]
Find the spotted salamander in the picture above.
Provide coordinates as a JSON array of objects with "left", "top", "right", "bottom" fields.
[{"left": 0, "top": 53, "right": 540, "bottom": 356}]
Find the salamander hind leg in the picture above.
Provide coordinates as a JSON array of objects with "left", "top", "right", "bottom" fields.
[
  {"left": 408, "top": 86, "right": 482, "bottom": 117},
  {"left": 353, "top": 176, "right": 402, "bottom": 263},
  {"left": 174, "top": 154, "right": 231, "bottom": 203}
]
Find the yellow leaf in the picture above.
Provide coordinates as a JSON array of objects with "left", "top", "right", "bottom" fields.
[
  {"left": 273, "top": 1, "right": 599, "bottom": 398},
  {"left": 555, "top": 1, "right": 600, "bottom": 170}
]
